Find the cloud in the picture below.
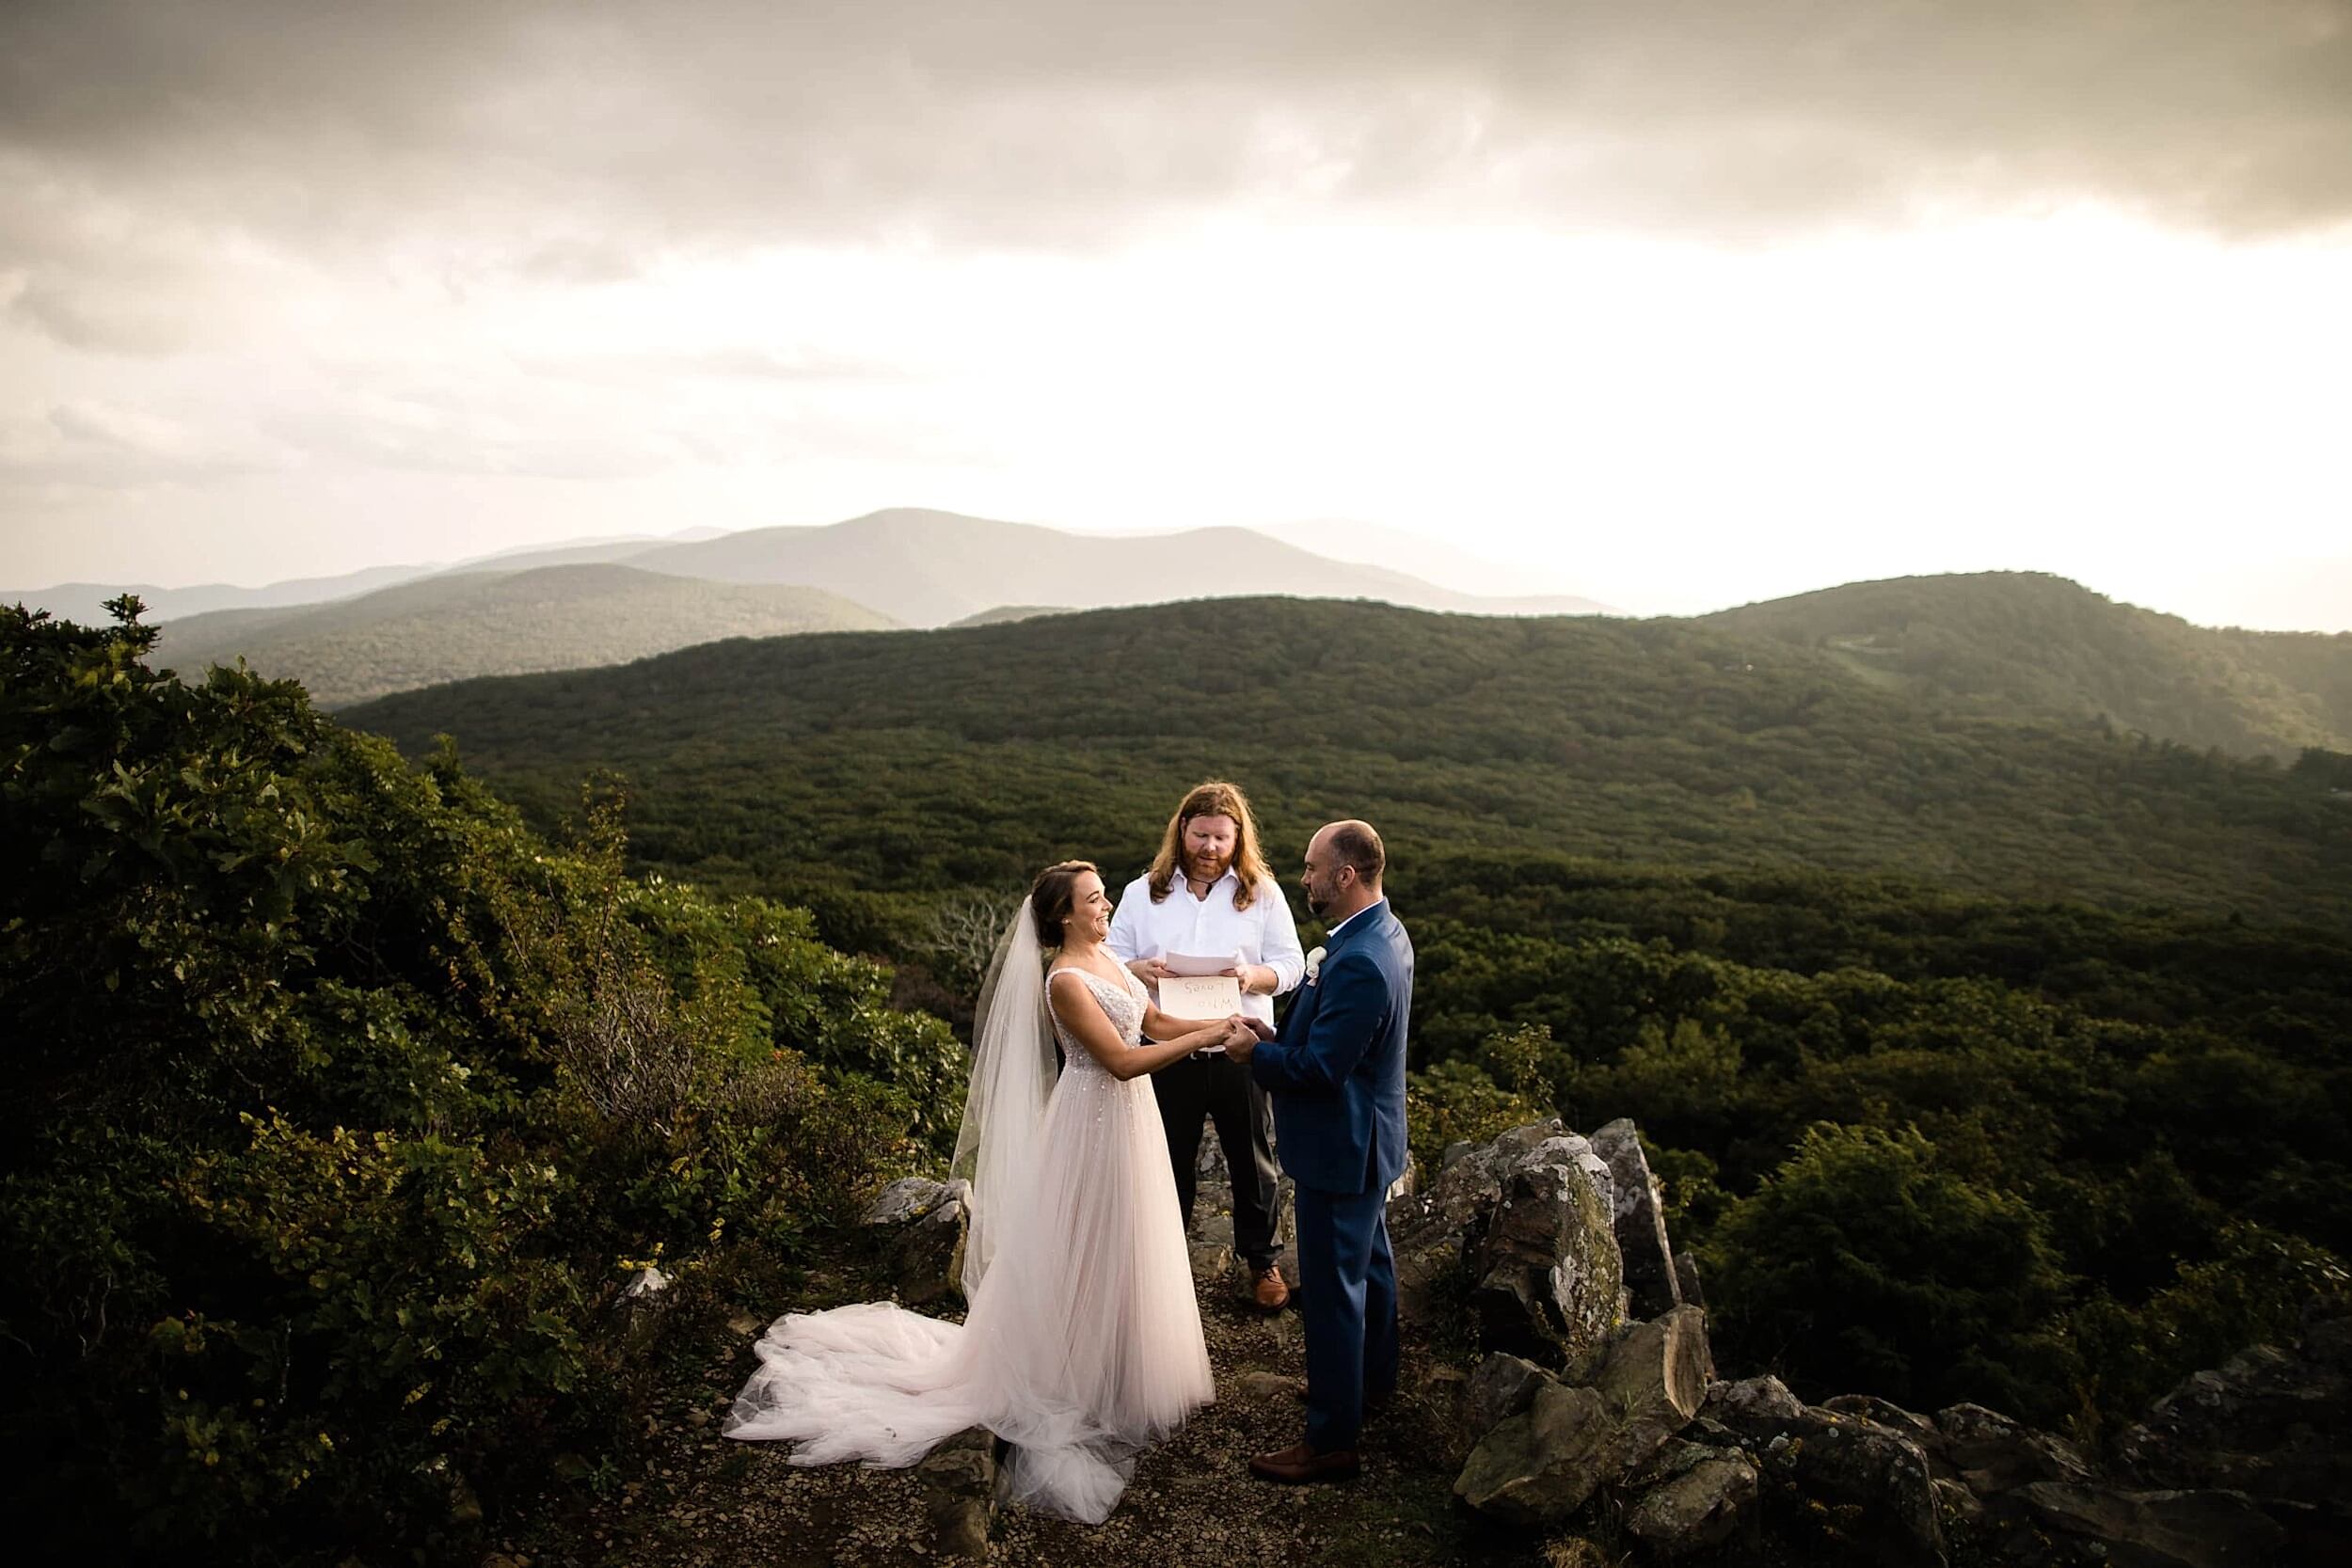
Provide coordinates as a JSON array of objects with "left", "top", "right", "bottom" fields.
[{"left": 1, "top": 0, "right": 2346, "bottom": 271}]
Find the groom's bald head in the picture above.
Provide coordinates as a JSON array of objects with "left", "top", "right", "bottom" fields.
[
  {"left": 1302, "top": 819, "right": 1385, "bottom": 922},
  {"left": 1319, "top": 820, "right": 1385, "bottom": 888}
]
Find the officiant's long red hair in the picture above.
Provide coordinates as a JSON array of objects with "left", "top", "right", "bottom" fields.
[{"left": 1145, "top": 780, "right": 1272, "bottom": 910}]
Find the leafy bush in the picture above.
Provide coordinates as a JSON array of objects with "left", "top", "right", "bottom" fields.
[
  {"left": 0, "top": 601, "right": 946, "bottom": 1561},
  {"left": 1704, "top": 1123, "right": 2080, "bottom": 1422}
]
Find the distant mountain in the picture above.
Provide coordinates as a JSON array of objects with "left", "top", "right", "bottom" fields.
[
  {"left": 1260, "top": 517, "right": 1620, "bottom": 612},
  {"left": 620, "top": 508, "right": 1615, "bottom": 626},
  {"left": 946, "top": 605, "right": 1074, "bottom": 628},
  {"left": 4, "top": 564, "right": 443, "bottom": 626},
  {"left": 155, "top": 563, "right": 893, "bottom": 708},
  {"left": 1703, "top": 571, "right": 2352, "bottom": 758},
  {"left": 5, "top": 526, "right": 724, "bottom": 626}
]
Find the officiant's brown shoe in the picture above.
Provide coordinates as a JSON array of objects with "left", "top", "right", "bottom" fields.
[
  {"left": 1252, "top": 1263, "right": 1291, "bottom": 1310},
  {"left": 1249, "top": 1441, "right": 1359, "bottom": 1484}
]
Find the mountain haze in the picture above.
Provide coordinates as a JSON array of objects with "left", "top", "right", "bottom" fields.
[
  {"left": 1704, "top": 571, "right": 2352, "bottom": 758},
  {"left": 4, "top": 527, "right": 725, "bottom": 626},
  {"left": 620, "top": 508, "right": 1614, "bottom": 626},
  {"left": 156, "top": 563, "right": 893, "bottom": 708}
]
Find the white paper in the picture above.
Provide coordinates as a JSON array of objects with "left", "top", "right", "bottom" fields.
[
  {"left": 1157, "top": 974, "right": 1243, "bottom": 1021},
  {"left": 1163, "top": 952, "right": 1240, "bottom": 977}
]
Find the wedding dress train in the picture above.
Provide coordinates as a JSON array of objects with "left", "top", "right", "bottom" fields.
[{"left": 723, "top": 964, "right": 1214, "bottom": 1523}]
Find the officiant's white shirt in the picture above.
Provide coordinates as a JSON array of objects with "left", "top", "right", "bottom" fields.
[{"left": 1105, "top": 868, "right": 1306, "bottom": 1045}]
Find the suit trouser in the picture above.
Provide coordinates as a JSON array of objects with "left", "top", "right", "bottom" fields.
[
  {"left": 1293, "top": 1181, "right": 1399, "bottom": 1453},
  {"left": 1152, "top": 1052, "right": 1284, "bottom": 1271}
]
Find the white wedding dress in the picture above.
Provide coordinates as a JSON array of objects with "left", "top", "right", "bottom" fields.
[{"left": 723, "top": 962, "right": 1214, "bottom": 1523}]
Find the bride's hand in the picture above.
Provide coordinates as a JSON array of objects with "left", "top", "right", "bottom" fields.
[{"left": 1221, "top": 1015, "right": 1258, "bottom": 1059}]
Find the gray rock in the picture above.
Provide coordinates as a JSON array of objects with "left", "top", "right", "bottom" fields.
[
  {"left": 2016, "top": 1483, "right": 2286, "bottom": 1568},
  {"left": 1187, "top": 1240, "right": 1235, "bottom": 1281},
  {"left": 1463, "top": 1352, "right": 1555, "bottom": 1442},
  {"left": 1388, "top": 1118, "right": 1625, "bottom": 1349},
  {"left": 1469, "top": 1135, "right": 1626, "bottom": 1366},
  {"left": 1772, "top": 1406, "right": 1947, "bottom": 1567},
  {"left": 1454, "top": 1381, "right": 1617, "bottom": 1527},
  {"left": 1624, "top": 1445, "right": 1759, "bottom": 1559},
  {"left": 1673, "top": 1251, "right": 1707, "bottom": 1312},
  {"left": 1235, "top": 1370, "right": 1304, "bottom": 1402},
  {"left": 1822, "top": 1393, "right": 1938, "bottom": 1448},
  {"left": 862, "top": 1176, "right": 957, "bottom": 1227},
  {"left": 2111, "top": 1309, "right": 2352, "bottom": 1556},
  {"left": 1590, "top": 1119, "right": 1682, "bottom": 1320},
  {"left": 1931, "top": 1402, "right": 2092, "bottom": 1494},
  {"left": 864, "top": 1178, "right": 970, "bottom": 1307},
  {"left": 1701, "top": 1374, "right": 1805, "bottom": 1441},
  {"left": 1931, "top": 1475, "right": 1984, "bottom": 1528},
  {"left": 915, "top": 1425, "right": 997, "bottom": 1559},
  {"left": 1588, "top": 1307, "right": 1712, "bottom": 1474}
]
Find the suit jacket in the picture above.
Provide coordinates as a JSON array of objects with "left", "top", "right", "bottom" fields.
[{"left": 1248, "top": 897, "right": 1413, "bottom": 1196}]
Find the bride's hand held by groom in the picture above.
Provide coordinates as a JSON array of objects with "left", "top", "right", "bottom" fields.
[{"left": 1220, "top": 1014, "right": 1275, "bottom": 1061}]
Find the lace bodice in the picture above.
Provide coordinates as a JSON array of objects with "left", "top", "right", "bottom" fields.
[{"left": 1049, "top": 965, "right": 1147, "bottom": 1076}]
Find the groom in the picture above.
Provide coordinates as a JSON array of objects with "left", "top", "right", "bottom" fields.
[{"left": 1228, "top": 819, "right": 1411, "bottom": 1484}]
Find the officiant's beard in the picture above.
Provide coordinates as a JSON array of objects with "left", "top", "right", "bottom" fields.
[{"left": 1184, "top": 847, "right": 1233, "bottom": 884}]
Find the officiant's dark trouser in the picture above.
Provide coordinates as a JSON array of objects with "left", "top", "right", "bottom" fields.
[{"left": 1153, "top": 1052, "right": 1285, "bottom": 1272}]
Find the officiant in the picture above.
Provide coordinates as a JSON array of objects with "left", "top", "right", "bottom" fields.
[{"left": 1107, "top": 780, "right": 1306, "bottom": 1310}]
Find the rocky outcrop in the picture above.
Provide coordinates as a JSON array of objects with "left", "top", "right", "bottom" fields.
[
  {"left": 1454, "top": 1306, "right": 1731, "bottom": 1541},
  {"left": 1422, "top": 1122, "right": 2339, "bottom": 1568},
  {"left": 1623, "top": 1440, "right": 1759, "bottom": 1559},
  {"left": 1388, "top": 1118, "right": 1626, "bottom": 1368},
  {"left": 1590, "top": 1118, "right": 1682, "bottom": 1320},
  {"left": 914, "top": 1425, "right": 999, "bottom": 1559},
  {"left": 2110, "top": 1303, "right": 2352, "bottom": 1560},
  {"left": 2012, "top": 1483, "right": 2285, "bottom": 1568},
  {"left": 1454, "top": 1380, "right": 1618, "bottom": 1526},
  {"left": 859, "top": 1176, "right": 970, "bottom": 1307},
  {"left": 1587, "top": 1306, "right": 1713, "bottom": 1475}
]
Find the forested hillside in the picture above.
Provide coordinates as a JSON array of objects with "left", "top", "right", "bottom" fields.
[
  {"left": 348, "top": 596, "right": 2352, "bottom": 928},
  {"left": 13, "top": 592, "right": 2347, "bottom": 1564},
  {"left": 1705, "top": 571, "right": 2352, "bottom": 758},
  {"left": 153, "top": 563, "right": 894, "bottom": 708},
  {"left": 346, "top": 592, "right": 2352, "bottom": 1448}
]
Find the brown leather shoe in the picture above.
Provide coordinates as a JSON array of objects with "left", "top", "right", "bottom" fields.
[
  {"left": 1249, "top": 1441, "right": 1360, "bottom": 1484},
  {"left": 1252, "top": 1263, "right": 1291, "bottom": 1310}
]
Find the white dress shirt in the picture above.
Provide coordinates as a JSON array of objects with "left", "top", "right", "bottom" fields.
[{"left": 1105, "top": 867, "right": 1307, "bottom": 1047}]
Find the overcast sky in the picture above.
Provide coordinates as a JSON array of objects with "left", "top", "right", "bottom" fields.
[{"left": 3, "top": 1, "right": 2348, "bottom": 626}]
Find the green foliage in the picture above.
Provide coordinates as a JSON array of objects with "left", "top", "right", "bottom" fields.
[
  {"left": 1705, "top": 1125, "right": 2080, "bottom": 1420},
  {"left": 338, "top": 593, "right": 2352, "bottom": 1436},
  {"left": 0, "top": 601, "right": 943, "bottom": 1561},
  {"left": 1703, "top": 569, "right": 2352, "bottom": 758},
  {"left": 343, "top": 596, "right": 2352, "bottom": 932},
  {"left": 1403, "top": 1022, "right": 1571, "bottom": 1175}
]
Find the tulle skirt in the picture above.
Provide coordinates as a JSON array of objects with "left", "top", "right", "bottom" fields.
[{"left": 723, "top": 1059, "right": 1214, "bottom": 1523}]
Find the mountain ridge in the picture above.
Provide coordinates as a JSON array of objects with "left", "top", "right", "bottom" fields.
[
  {"left": 344, "top": 594, "right": 2352, "bottom": 931},
  {"left": 1702, "top": 569, "right": 2352, "bottom": 757},
  {"left": 155, "top": 562, "right": 894, "bottom": 708}
]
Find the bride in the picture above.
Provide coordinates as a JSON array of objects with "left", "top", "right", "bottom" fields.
[{"left": 723, "top": 860, "right": 1244, "bottom": 1522}]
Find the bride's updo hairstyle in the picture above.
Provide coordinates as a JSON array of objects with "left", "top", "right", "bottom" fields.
[{"left": 1028, "top": 860, "right": 1099, "bottom": 948}]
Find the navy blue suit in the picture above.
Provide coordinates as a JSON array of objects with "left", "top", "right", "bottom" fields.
[{"left": 1248, "top": 897, "right": 1412, "bottom": 1452}]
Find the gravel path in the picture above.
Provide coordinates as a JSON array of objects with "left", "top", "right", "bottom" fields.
[{"left": 494, "top": 1180, "right": 1557, "bottom": 1568}]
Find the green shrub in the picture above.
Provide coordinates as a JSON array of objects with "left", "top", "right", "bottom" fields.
[{"left": 0, "top": 601, "right": 941, "bottom": 1560}]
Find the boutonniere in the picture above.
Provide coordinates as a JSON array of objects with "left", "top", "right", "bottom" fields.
[{"left": 1305, "top": 945, "right": 1327, "bottom": 984}]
